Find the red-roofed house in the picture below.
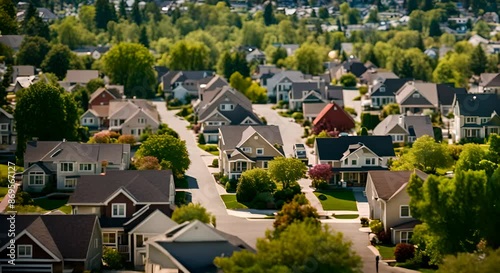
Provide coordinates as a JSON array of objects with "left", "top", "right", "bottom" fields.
[{"left": 312, "top": 102, "right": 355, "bottom": 135}]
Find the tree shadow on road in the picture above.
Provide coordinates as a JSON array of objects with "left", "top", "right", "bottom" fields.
[{"left": 186, "top": 175, "right": 199, "bottom": 189}]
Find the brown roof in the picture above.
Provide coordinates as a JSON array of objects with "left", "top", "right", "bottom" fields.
[
  {"left": 90, "top": 105, "right": 109, "bottom": 117},
  {"left": 65, "top": 70, "right": 99, "bottom": 84},
  {"left": 369, "top": 170, "right": 428, "bottom": 201},
  {"left": 0, "top": 215, "right": 98, "bottom": 259}
]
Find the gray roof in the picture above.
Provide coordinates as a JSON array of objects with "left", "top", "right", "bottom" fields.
[
  {"left": 303, "top": 102, "right": 328, "bottom": 116},
  {"left": 24, "top": 141, "right": 130, "bottom": 165},
  {"left": 289, "top": 81, "right": 325, "bottom": 100},
  {"left": 369, "top": 170, "right": 427, "bottom": 201},
  {"left": 0, "top": 35, "right": 24, "bottom": 50},
  {"left": 68, "top": 170, "right": 173, "bottom": 204},
  {"left": 395, "top": 82, "right": 439, "bottom": 107},
  {"left": 162, "top": 71, "right": 214, "bottom": 91},
  {"left": 65, "top": 70, "right": 99, "bottom": 84},
  {"left": 480, "top": 73, "right": 500, "bottom": 87},
  {"left": 454, "top": 93, "right": 500, "bottom": 117},
  {"left": 362, "top": 69, "right": 400, "bottom": 86},
  {"left": 437, "top": 84, "right": 467, "bottom": 106},
  {"left": 0, "top": 215, "right": 98, "bottom": 259},
  {"left": 37, "top": 8, "right": 57, "bottom": 20},
  {"left": 266, "top": 70, "right": 305, "bottom": 92},
  {"left": 373, "top": 115, "right": 434, "bottom": 138},
  {"left": 219, "top": 125, "right": 284, "bottom": 152},
  {"left": 315, "top": 136, "right": 395, "bottom": 161},
  {"left": 371, "top": 78, "right": 411, "bottom": 97},
  {"left": 198, "top": 86, "right": 253, "bottom": 119}
]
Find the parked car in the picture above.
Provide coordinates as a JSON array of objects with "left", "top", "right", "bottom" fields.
[{"left": 293, "top": 143, "right": 308, "bottom": 165}]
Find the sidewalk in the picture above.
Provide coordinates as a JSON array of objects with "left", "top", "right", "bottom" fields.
[{"left": 0, "top": 183, "right": 17, "bottom": 213}]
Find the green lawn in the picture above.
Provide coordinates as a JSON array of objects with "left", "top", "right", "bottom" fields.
[
  {"left": 221, "top": 194, "right": 248, "bottom": 209},
  {"left": 314, "top": 190, "right": 358, "bottom": 211},
  {"left": 0, "top": 187, "right": 8, "bottom": 201},
  {"left": 377, "top": 244, "right": 396, "bottom": 260},
  {"left": 333, "top": 214, "right": 359, "bottom": 219},
  {"left": 0, "top": 164, "right": 24, "bottom": 179},
  {"left": 33, "top": 196, "right": 72, "bottom": 214},
  {"left": 198, "top": 144, "right": 219, "bottom": 156}
]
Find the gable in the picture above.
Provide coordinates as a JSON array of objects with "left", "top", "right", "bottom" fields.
[
  {"left": 302, "top": 92, "right": 324, "bottom": 102},
  {"left": 400, "top": 90, "right": 434, "bottom": 106},
  {"left": 240, "top": 116, "right": 258, "bottom": 125},
  {"left": 387, "top": 124, "right": 408, "bottom": 134},
  {"left": 174, "top": 222, "right": 226, "bottom": 242},
  {"left": 130, "top": 210, "right": 177, "bottom": 234},
  {"left": 201, "top": 109, "right": 231, "bottom": 123},
  {"left": 238, "top": 132, "right": 283, "bottom": 157},
  {"left": 343, "top": 146, "right": 378, "bottom": 161},
  {"left": 123, "top": 109, "right": 160, "bottom": 127},
  {"left": 81, "top": 110, "right": 98, "bottom": 119},
  {"left": 0, "top": 232, "right": 59, "bottom": 261}
]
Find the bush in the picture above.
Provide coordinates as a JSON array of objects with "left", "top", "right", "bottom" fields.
[
  {"left": 220, "top": 175, "right": 229, "bottom": 185},
  {"left": 186, "top": 114, "right": 195, "bottom": 123},
  {"left": 41, "top": 181, "right": 56, "bottom": 196},
  {"left": 344, "top": 107, "right": 357, "bottom": 117},
  {"left": 292, "top": 112, "right": 304, "bottom": 120},
  {"left": 275, "top": 199, "right": 285, "bottom": 210},
  {"left": 117, "top": 134, "right": 136, "bottom": 144},
  {"left": 359, "top": 85, "right": 368, "bottom": 95},
  {"left": 15, "top": 191, "right": 34, "bottom": 206},
  {"left": 361, "top": 113, "right": 381, "bottom": 130},
  {"left": 198, "top": 133, "right": 206, "bottom": 144},
  {"left": 312, "top": 179, "right": 329, "bottom": 190},
  {"left": 225, "top": 179, "right": 238, "bottom": 192},
  {"left": 273, "top": 182, "right": 302, "bottom": 203},
  {"left": 103, "top": 247, "right": 123, "bottom": 269},
  {"left": 168, "top": 98, "right": 182, "bottom": 107},
  {"left": 317, "top": 194, "right": 327, "bottom": 200},
  {"left": 302, "top": 119, "right": 311, "bottom": 127},
  {"left": 177, "top": 106, "right": 193, "bottom": 117},
  {"left": 369, "top": 219, "right": 384, "bottom": 234},
  {"left": 395, "top": 243, "right": 415, "bottom": 263},
  {"left": 360, "top": 217, "right": 369, "bottom": 227},
  {"left": 211, "top": 158, "right": 218, "bottom": 167},
  {"left": 459, "top": 137, "right": 485, "bottom": 145},
  {"left": 377, "top": 230, "right": 391, "bottom": 244},
  {"left": 306, "top": 135, "right": 316, "bottom": 147},
  {"left": 448, "top": 144, "right": 463, "bottom": 161},
  {"left": 353, "top": 95, "right": 361, "bottom": 101},
  {"left": 251, "top": 192, "right": 275, "bottom": 209},
  {"left": 302, "top": 127, "right": 310, "bottom": 138}
]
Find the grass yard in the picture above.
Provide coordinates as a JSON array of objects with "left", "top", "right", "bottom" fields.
[
  {"left": 221, "top": 194, "right": 248, "bottom": 209},
  {"left": 314, "top": 190, "right": 358, "bottom": 211},
  {"left": 377, "top": 244, "right": 396, "bottom": 260},
  {"left": 0, "top": 187, "right": 8, "bottom": 201},
  {"left": 0, "top": 164, "right": 24, "bottom": 179},
  {"left": 33, "top": 196, "right": 72, "bottom": 214},
  {"left": 198, "top": 144, "right": 219, "bottom": 156},
  {"left": 333, "top": 214, "right": 359, "bottom": 219},
  {"left": 419, "top": 269, "right": 437, "bottom": 273}
]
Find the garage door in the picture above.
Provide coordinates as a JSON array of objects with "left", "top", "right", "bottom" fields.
[{"left": 1, "top": 264, "right": 52, "bottom": 273}]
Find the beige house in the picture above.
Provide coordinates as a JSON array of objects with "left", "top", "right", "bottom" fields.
[
  {"left": 108, "top": 99, "right": 160, "bottom": 139},
  {"left": 365, "top": 170, "right": 428, "bottom": 245},
  {"left": 218, "top": 125, "right": 284, "bottom": 180}
]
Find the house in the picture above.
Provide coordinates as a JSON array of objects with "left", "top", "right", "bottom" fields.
[
  {"left": 89, "top": 86, "right": 124, "bottom": 108},
  {"left": 73, "top": 46, "right": 110, "bottom": 60},
  {"left": 198, "top": 75, "right": 228, "bottom": 99},
  {"left": 324, "top": 85, "right": 344, "bottom": 107},
  {"left": 219, "top": 125, "right": 284, "bottom": 180},
  {"left": 303, "top": 102, "right": 328, "bottom": 122},
  {"left": 83, "top": 87, "right": 124, "bottom": 130},
  {"left": 361, "top": 68, "right": 399, "bottom": 86},
  {"left": 477, "top": 73, "right": 500, "bottom": 93},
  {"left": 7, "top": 75, "right": 38, "bottom": 93},
  {"left": 312, "top": 102, "right": 355, "bottom": 134},
  {"left": 468, "top": 34, "right": 489, "bottom": 47},
  {"left": 0, "top": 108, "right": 16, "bottom": 147},
  {"left": 145, "top": 220, "right": 254, "bottom": 273},
  {"left": 0, "top": 35, "right": 24, "bottom": 51},
  {"left": 336, "top": 58, "right": 368, "bottom": 79},
  {"left": 161, "top": 70, "right": 214, "bottom": 97},
  {"left": 246, "top": 48, "right": 266, "bottom": 63},
  {"left": 36, "top": 7, "right": 58, "bottom": 22},
  {"left": 365, "top": 170, "right": 428, "bottom": 244},
  {"left": 154, "top": 66, "right": 169, "bottom": 85},
  {"left": 22, "top": 140, "right": 131, "bottom": 192},
  {"left": 396, "top": 82, "right": 467, "bottom": 115},
  {"left": 452, "top": 93, "right": 500, "bottom": 142},
  {"left": 11, "top": 65, "right": 35, "bottom": 83},
  {"left": 482, "top": 12, "right": 499, "bottom": 23},
  {"left": 81, "top": 98, "right": 160, "bottom": 137},
  {"left": 288, "top": 81, "right": 327, "bottom": 111},
  {"left": 314, "top": 136, "right": 395, "bottom": 186},
  {"left": 0, "top": 214, "right": 102, "bottom": 273},
  {"left": 373, "top": 115, "right": 434, "bottom": 144},
  {"left": 266, "top": 70, "right": 305, "bottom": 102},
  {"left": 370, "top": 78, "right": 411, "bottom": 109},
  {"left": 197, "top": 86, "right": 262, "bottom": 143},
  {"left": 64, "top": 70, "right": 99, "bottom": 86},
  {"left": 68, "top": 170, "right": 176, "bottom": 268},
  {"left": 253, "top": 64, "right": 282, "bottom": 87}
]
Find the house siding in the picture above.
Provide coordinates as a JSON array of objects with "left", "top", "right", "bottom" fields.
[
  {"left": 90, "top": 91, "right": 115, "bottom": 108},
  {"left": 121, "top": 111, "right": 159, "bottom": 139},
  {"left": 384, "top": 189, "right": 415, "bottom": 232},
  {"left": 105, "top": 193, "right": 136, "bottom": 218},
  {"left": 22, "top": 164, "right": 53, "bottom": 193},
  {"left": 85, "top": 220, "right": 103, "bottom": 272},
  {"left": 0, "top": 234, "right": 54, "bottom": 259},
  {"left": 81, "top": 111, "right": 100, "bottom": 128}
]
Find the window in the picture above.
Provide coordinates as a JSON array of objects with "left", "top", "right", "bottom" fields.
[
  {"left": 365, "top": 158, "right": 375, "bottom": 165},
  {"left": 138, "top": 118, "right": 146, "bottom": 124},
  {"left": 220, "top": 104, "right": 234, "bottom": 111},
  {"left": 391, "top": 135, "right": 404, "bottom": 142},
  {"left": 481, "top": 118, "right": 489, "bottom": 124},
  {"left": 465, "top": 129, "right": 480, "bottom": 137},
  {"left": 380, "top": 86, "right": 386, "bottom": 92},
  {"left": 131, "top": 128, "right": 143, "bottom": 136},
  {"left": 243, "top": 119, "right": 254, "bottom": 124},
  {"left": 232, "top": 161, "right": 248, "bottom": 172},
  {"left": 465, "top": 117, "right": 477, "bottom": 123},
  {"left": 408, "top": 136, "right": 416, "bottom": 143},
  {"left": 83, "top": 118, "right": 94, "bottom": 125},
  {"left": 112, "top": 203, "right": 126, "bottom": 218},
  {"left": 28, "top": 171, "right": 44, "bottom": 186},
  {"left": 400, "top": 231, "right": 413, "bottom": 244},
  {"left": 491, "top": 128, "right": 499, "bottom": 134},
  {"left": 344, "top": 158, "right": 348, "bottom": 165},
  {"left": 256, "top": 148, "right": 264, "bottom": 155},
  {"left": 262, "top": 161, "right": 269, "bottom": 169},
  {"left": 61, "top": 162, "right": 74, "bottom": 172},
  {"left": 241, "top": 147, "right": 252, "bottom": 153},
  {"left": 137, "top": 234, "right": 144, "bottom": 247},
  {"left": 400, "top": 205, "right": 411, "bottom": 218},
  {"left": 0, "top": 123, "right": 9, "bottom": 131},
  {"left": 18, "top": 245, "right": 32, "bottom": 258},
  {"left": 103, "top": 233, "right": 116, "bottom": 244},
  {"left": 412, "top": 92, "right": 420, "bottom": 98},
  {"left": 79, "top": 163, "right": 93, "bottom": 172},
  {"left": 351, "top": 159, "right": 357, "bottom": 165},
  {"left": 64, "top": 178, "right": 77, "bottom": 188}
]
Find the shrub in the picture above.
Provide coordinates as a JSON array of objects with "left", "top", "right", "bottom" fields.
[
  {"left": 225, "top": 179, "right": 238, "bottom": 192},
  {"left": 261, "top": 116, "right": 267, "bottom": 124},
  {"left": 15, "top": 191, "right": 34, "bottom": 206},
  {"left": 41, "top": 181, "right": 56, "bottom": 196},
  {"left": 103, "top": 247, "right": 123, "bottom": 269},
  {"left": 292, "top": 112, "right": 304, "bottom": 120},
  {"left": 302, "top": 127, "right": 310, "bottom": 138},
  {"left": 448, "top": 144, "right": 463, "bottom": 161},
  {"left": 359, "top": 85, "right": 368, "bottom": 95},
  {"left": 377, "top": 230, "right": 391, "bottom": 244},
  {"left": 168, "top": 98, "right": 182, "bottom": 107},
  {"left": 359, "top": 127, "right": 368, "bottom": 136},
  {"left": 186, "top": 114, "right": 195, "bottom": 123},
  {"left": 273, "top": 182, "right": 302, "bottom": 202},
  {"left": 360, "top": 217, "right": 369, "bottom": 227},
  {"left": 275, "top": 199, "right": 285, "bottom": 209},
  {"left": 369, "top": 219, "right": 384, "bottom": 234},
  {"left": 317, "top": 194, "right": 327, "bottom": 200},
  {"left": 312, "top": 179, "right": 329, "bottom": 190},
  {"left": 198, "top": 133, "right": 206, "bottom": 144},
  {"left": 395, "top": 243, "right": 415, "bottom": 263},
  {"left": 220, "top": 175, "right": 229, "bottom": 185},
  {"left": 251, "top": 192, "right": 275, "bottom": 209},
  {"left": 306, "top": 135, "right": 316, "bottom": 147},
  {"left": 353, "top": 95, "right": 361, "bottom": 101},
  {"left": 344, "top": 107, "right": 357, "bottom": 117},
  {"left": 177, "top": 106, "right": 192, "bottom": 117},
  {"left": 302, "top": 119, "right": 311, "bottom": 127},
  {"left": 236, "top": 169, "right": 276, "bottom": 202},
  {"left": 211, "top": 158, "right": 218, "bottom": 167},
  {"left": 117, "top": 134, "right": 136, "bottom": 144},
  {"left": 0, "top": 177, "right": 8, "bottom": 187}
]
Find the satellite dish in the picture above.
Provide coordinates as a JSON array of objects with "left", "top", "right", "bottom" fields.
[{"left": 328, "top": 50, "right": 338, "bottom": 60}]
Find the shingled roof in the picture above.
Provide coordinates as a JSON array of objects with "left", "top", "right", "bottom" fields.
[
  {"left": 368, "top": 170, "right": 428, "bottom": 201},
  {"left": 315, "top": 136, "right": 395, "bottom": 161},
  {"left": 454, "top": 93, "right": 500, "bottom": 117}
]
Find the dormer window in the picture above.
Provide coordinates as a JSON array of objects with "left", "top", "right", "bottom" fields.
[
  {"left": 61, "top": 162, "right": 74, "bottom": 172},
  {"left": 380, "top": 86, "right": 385, "bottom": 92},
  {"left": 220, "top": 104, "right": 234, "bottom": 111},
  {"left": 465, "top": 117, "right": 476, "bottom": 123},
  {"left": 112, "top": 203, "right": 126, "bottom": 218},
  {"left": 18, "top": 245, "right": 32, "bottom": 258},
  {"left": 412, "top": 92, "right": 420, "bottom": 98}
]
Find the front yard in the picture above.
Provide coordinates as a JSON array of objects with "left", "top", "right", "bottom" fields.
[
  {"left": 0, "top": 187, "right": 8, "bottom": 201},
  {"left": 314, "top": 190, "right": 358, "bottom": 211},
  {"left": 33, "top": 195, "right": 72, "bottom": 214},
  {"left": 221, "top": 194, "right": 248, "bottom": 209},
  {"left": 377, "top": 244, "right": 396, "bottom": 260},
  {"left": 198, "top": 144, "right": 219, "bottom": 156}
]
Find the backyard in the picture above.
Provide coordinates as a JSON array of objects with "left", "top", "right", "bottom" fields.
[
  {"left": 221, "top": 194, "right": 248, "bottom": 209},
  {"left": 314, "top": 189, "right": 358, "bottom": 211}
]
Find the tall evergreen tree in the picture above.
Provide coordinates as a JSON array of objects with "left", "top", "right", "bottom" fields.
[
  {"left": 95, "top": 0, "right": 115, "bottom": 29},
  {"left": 422, "top": 0, "right": 434, "bottom": 11},
  {"left": 22, "top": 2, "right": 37, "bottom": 27},
  {"left": 429, "top": 18, "right": 442, "bottom": 37},
  {"left": 470, "top": 45, "right": 487, "bottom": 75},
  {"left": 336, "top": 18, "right": 342, "bottom": 32},
  {"left": 119, "top": 0, "right": 127, "bottom": 18},
  {"left": 407, "top": 0, "right": 418, "bottom": 14},
  {"left": 139, "top": 27, "right": 149, "bottom": 48},
  {"left": 131, "top": 0, "right": 142, "bottom": 25},
  {"left": 263, "top": 1, "right": 276, "bottom": 26}
]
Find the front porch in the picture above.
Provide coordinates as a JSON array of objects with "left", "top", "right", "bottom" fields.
[
  {"left": 330, "top": 172, "right": 368, "bottom": 187},
  {"left": 228, "top": 160, "right": 256, "bottom": 180}
]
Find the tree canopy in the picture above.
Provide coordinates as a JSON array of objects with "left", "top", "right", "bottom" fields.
[
  {"left": 236, "top": 168, "right": 276, "bottom": 203},
  {"left": 268, "top": 157, "right": 307, "bottom": 189},
  {"left": 172, "top": 203, "right": 213, "bottom": 224}
]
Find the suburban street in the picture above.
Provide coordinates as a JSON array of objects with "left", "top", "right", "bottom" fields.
[{"left": 154, "top": 101, "right": 414, "bottom": 273}]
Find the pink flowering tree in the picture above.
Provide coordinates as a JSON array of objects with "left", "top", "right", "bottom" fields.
[{"left": 308, "top": 164, "right": 333, "bottom": 189}]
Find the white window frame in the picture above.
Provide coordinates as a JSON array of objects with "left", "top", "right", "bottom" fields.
[
  {"left": 262, "top": 161, "right": 269, "bottom": 169},
  {"left": 379, "top": 86, "right": 386, "bottom": 92},
  {"left": 400, "top": 205, "right": 411, "bottom": 218},
  {"left": 241, "top": 147, "right": 252, "bottom": 153},
  {"left": 64, "top": 178, "right": 77, "bottom": 188},
  {"left": 138, "top": 118, "right": 146, "bottom": 124},
  {"left": 465, "top": 117, "right": 476, "bottom": 124},
  {"left": 400, "top": 231, "right": 413, "bottom": 244},
  {"left": 18, "top": 245, "right": 32, "bottom": 258},
  {"left": 465, "top": 129, "right": 480, "bottom": 137},
  {"left": 28, "top": 171, "right": 45, "bottom": 186},
  {"left": 112, "top": 203, "right": 126, "bottom": 218},
  {"left": 103, "top": 232, "right": 116, "bottom": 244},
  {"left": 481, "top": 118, "right": 489, "bottom": 124},
  {"left": 412, "top": 92, "right": 420, "bottom": 98},
  {"left": 83, "top": 118, "right": 94, "bottom": 125},
  {"left": 0, "top": 123, "right": 9, "bottom": 131},
  {"left": 79, "top": 163, "right": 93, "bottom": 172},
  {"left": 408, "top": 136, "right": 416, "bottom": 143},
  {"left": 351, "top": 159, "right": 357, "bottom": 165},
  {"left": 60, "top": 162, "right": 74, "bottom": 173},
  {"left": 256, "top": 148, "right": 264, "bottom": 155}
]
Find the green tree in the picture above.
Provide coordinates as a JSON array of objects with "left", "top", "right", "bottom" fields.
[
  {"left": 135, "top": 134, "right": 190, "bottom": 177},
  {"left": 229, "top": 72, "right": 251, "bottom": 93},
  {"left": 429, "top": 18, "right": 442, "bottom": 37},
  {"left": 407, "top": 0, "right": 419, "bottom": 14},
  {"left": 95, "top": 0, "right": 116, "bottom": 29},
  {"left": 79, "top": 5, "right": 96, "bottom": 31},
  {"left": 359, "top": 127, "right": 368, "bottom": 136},
  {"left": 438, "top": 249, "right": 500, "bottom": 273},
  {"left": 86, "top": 78, "right": 105, "bottom": 94},
  {"left": 15, "top": 82, "right": 79, "bottom": 158},
  {"left": 172, "top": 203, "right": 213, "bottom": 224},
  {"left": 380, "top": 103, "right": 400, "bottom": 119},
  {"left": 470, "top": 45, "right": 487, "bottom": 76},
  {"left": 272, "top": 47, "right": 288, "bottom": 66},
  {"left": 131, "top": 0, "right": 142, "bottom": 25},
  {"left": 340, "top": 73, "right": 357, "bottom": 87},
  {"left": 367, "top": 8, "right": 379, "bottom": 23},
  {"left": 0, "top": 0, "right": 17, "bottom": 34},
  {"left": 139, "top": 27, "right": 149, "bottom": 48},
  {"left": 268, "top": 157, "right": 307, "bottom": 189},
  {"left": 473, "top": 20, "right": 491, "bottom": 39},
  {"left": 119, "top": 0, "right": 127, "bottom": 18},
  {"left": 455, "top": 144, "right": 486, "bottom": 172},
  {"left": 245, "top": 82, "right": 267, "bottom": 104},
  {"left": 217, "top": 51, "right": 249, "bottom": 79},
  {"left": 408, "top": 10, "right": 425, "bottom": 32},
  {"left": 318, "top": 7, "right": 329, "bottom": 19},
  {"left": 167, "top": 40, "right": 211, "bottom": 71},
  {"left": 16, "top": 37, "right": 50, "bottom": 68},
  {"left": 263, "top": 1, "right": 276, "bottom": 26},
  {"left": 23, "top": 15, "right": 50, "bottom": 40},
  {"left": 236, "top": 168, "right": 276, "bottom": 202},
  {"left": 41, "top": 44, "right": 73, "bottom": 80},
  {"left": 392, "top": 135, "right": 451, "bottom": 173},
  {"left": 273, "top": 194, "right": 319, "bottom": 233},
  {"left": 101, "top": 42, "right": 156, "bottom": 98},
  {"left": 102, "top": 247, "right": 123, "bottom": 269},
  {"left": 53, "top": 16, "right": 95, "bottom": 50},
  {"left": 294, "top": 43, "right": 325, "bottom": 75},
  {"left": 214, "top": 220, "right": 362, "bottom": 273}
]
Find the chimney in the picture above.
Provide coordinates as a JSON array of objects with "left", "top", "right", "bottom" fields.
[{"left": 398, "top": 115, "right": 405, "bottom": 127}]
